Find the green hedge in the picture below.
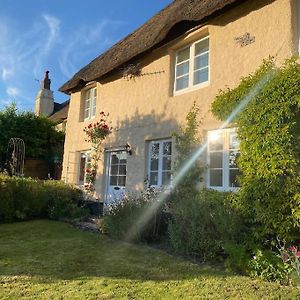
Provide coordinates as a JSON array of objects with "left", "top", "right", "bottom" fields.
[
  {"left": 0, "top": 174, "right": 87, "bottom": 222},
  {"left": 168, "top": 189, "right": 244, "bottom": 261}
]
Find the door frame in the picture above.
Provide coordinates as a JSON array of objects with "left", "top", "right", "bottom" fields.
[{"left": 104, "top": 148, "right": 128, "bottom": 205}]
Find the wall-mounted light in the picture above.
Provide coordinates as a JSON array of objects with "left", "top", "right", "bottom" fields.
[{"left": 126, "top": 143, "right": 133, "bottom": 155}]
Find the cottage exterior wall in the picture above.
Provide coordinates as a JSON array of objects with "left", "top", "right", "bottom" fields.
[{"left": 62, "top": 0, "right": 297, "bottom": 200}]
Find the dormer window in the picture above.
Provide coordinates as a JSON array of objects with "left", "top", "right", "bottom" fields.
[
  {"left": 84, "top": 87, "right": 97, "bottom": 120},
  {"left": 174, "top": 36, "right": 209, "bottom": 94}
]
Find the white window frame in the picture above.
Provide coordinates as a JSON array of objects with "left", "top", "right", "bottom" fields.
[
  {"left": 147, "top": 139, "right": 172, "bottom": 188},
  {"left": 83, "top": 87, "right": 97, "bottom": 121},
  {"left": 173, "top": 36, "right": 210, "bottom": 95},
  {"left": 207, "top": 128, "right": 240, "bottom": 191},
  {"left": 78, "top": 151, "right": 91, "bottom": 185}
]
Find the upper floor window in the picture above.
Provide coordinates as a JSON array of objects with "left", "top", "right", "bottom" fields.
[
  {"left": 148, "top": 139, "right": 172, "bottom": 187},
  {"left": 207, "top": 128, "right": 240, "bottom": 191},
  {"left": 84, "top": 87, "right": 97, "bottom": 120},
  {"left": 174, "top": 36, "right": 209, "bottom": 93}
]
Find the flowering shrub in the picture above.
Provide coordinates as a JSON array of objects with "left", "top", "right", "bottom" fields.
[
  {"left": 83, "top": 112, "right": 111, "bottom": 144},
  {"left": 278, "top": 241, "right": 300, "bottom": 283},
  {"left": 99, "top": 188, "right": 169, "bottom": 242},
  {"left": 83, "top": 112, "right": 112, "bottom": 193}
]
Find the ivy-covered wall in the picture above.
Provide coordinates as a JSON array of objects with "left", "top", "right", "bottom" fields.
[{"left": 211, "top": 58, "right": 300, "bottom": 241}]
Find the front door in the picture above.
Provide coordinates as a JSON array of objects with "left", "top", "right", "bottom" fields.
[{"left": 105, "top": 150, "right": 127, "bottom": 206}]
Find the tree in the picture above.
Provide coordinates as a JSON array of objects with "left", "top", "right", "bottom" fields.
[{"left": 0, "top": 104, "right": 64, "bottom": 170}]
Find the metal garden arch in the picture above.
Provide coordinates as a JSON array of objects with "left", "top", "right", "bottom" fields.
[{"left": 7, "top": 138, "right": 25, "bottom": 176}]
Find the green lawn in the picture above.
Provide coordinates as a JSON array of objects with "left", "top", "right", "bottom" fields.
[{"left": 0, "top": 221, "right": 298, "bottom": 299}]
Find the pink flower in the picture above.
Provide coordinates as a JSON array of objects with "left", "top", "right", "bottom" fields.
[
  {"left": 296, "top": 251, "right": 300, "bottom": 258},
  {"left": 282, "top": 252, "right": 290, "bottom": 262},
  {"left": 289, "top": 246, "right": 297, "bottom": 253}
]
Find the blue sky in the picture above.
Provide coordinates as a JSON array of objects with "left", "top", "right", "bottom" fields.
[{"left": 0, "top": 0, "right": 172, "bottom": 110}]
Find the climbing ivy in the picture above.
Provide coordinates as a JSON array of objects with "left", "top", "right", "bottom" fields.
[{"left": 211, "top": 58, "right": 300, "bottom": 241}]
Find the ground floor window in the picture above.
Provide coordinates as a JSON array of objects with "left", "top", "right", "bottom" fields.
[
  {"left": 78, "top": 151, "right": 91, "bottom": 184},
  {"left": 148, "top": 139, "right": 172, "bottom": 187},
  {"left": 207, "top": 128, "right": 240, "bottom": 190}
]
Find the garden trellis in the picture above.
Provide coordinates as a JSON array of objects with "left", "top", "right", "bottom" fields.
[{"left": 7, "top": 138, "right": 25, "bottom": 176}]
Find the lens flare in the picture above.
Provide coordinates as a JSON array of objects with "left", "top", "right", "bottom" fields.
[{"left": 125, "top": 71, "right": 273, "bottom": 243}]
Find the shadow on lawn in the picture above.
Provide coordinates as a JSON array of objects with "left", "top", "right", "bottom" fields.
[{"left": 0, "top": 220, "right": 228, "bottom": 283}]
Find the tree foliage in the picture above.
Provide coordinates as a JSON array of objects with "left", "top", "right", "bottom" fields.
[
  {"left": 172, "top": 102, "right": 204, "bottom": 189},
  {"left": 211, "top": 58, "right": 300, "bottom": 241},
  {"left": 0, "top": 104, "right": 64, "bottom": 167}
]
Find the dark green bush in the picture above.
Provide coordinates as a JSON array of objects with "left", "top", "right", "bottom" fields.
[
  {"left": 211, "top": 58, "right": 300, "bottom": 241},
  {"left": 43, "top": 180, "right": 87, "bottom": 220},
  {"left": 0, "top": 174, "right": 87, "bottom": 222},
  {"left": 168, "top": 189, "right": 243, "bottom": 261},
  {"left": 100, "top": 190, "right": 168, "bottom": 243}
]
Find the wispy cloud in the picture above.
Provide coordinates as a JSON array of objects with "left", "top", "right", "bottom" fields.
[
  {"left": 33, "top": 14, "right": 60, "bottom": 77},
  {"left": 0, "top": 12, "right": 124, "bottom": 111},
  {"left": 58, "top": 19, "right": 124, "bottom": 78},
  {"left": 6, "top": 86, "right": 20, "bottom": 97}
]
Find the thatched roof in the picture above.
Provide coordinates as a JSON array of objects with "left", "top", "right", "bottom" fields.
[
  {"left": 49, "top": 100, "right": 69, "bottom": 122},
  {"left": 59, "top": 0, "right": 240, "bottom": 94}
]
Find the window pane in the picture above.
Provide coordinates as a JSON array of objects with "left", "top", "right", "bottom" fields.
[
  {"left": 163, "top": 156, "right": 171, "bottom": 170},
  {"left": 84, "top": 109, "right": 90, "bottom": 119},
  {"left": 84, "top": 99, "right": 91, "bottom": 109},
  {"left": 194, "top": 53, "right": 209, "bottom": 70},
  {"left": 91, "top": 105, "right": 96, "bottom": 118},
  {"left": 229, "top": 150, "right": 240, "bottom": 168},
  {"left": 176, "top": 61, "right": 189, "bottom": 77},
  {"left": 195, "top": 38, "right": 209, "bottom": 55},
  {"left": 209, "top": 169, "right": 223, "bottom": 187},
  {"left": 151, "top": 143, "right": 159, "bottom": 156},
  {"left": 162, "top": 172, "right": 171, "bottom": 186},
  {"left": 110, "top": 165, "right": 118, "bottom": 175},
  {"left": 150, "top": 158, "right": 159, "bottom": 171},
  {"left": 176, "top": 75, "right": 189, "bottom": 91},
  {"left": 119, "top": 165, "right": 126, "bottom": 176},
  {"left": 85, "top": 89, "right": 91, "bottom": 100},
  {"left": 229, "top": 132, "right": 239, "bottom": 149},
  {"left": 150, "top": 172, "right": 158, "bottom": 185},
  {"left": 111, "top": 154, "right": 119, "bottom": 164},
  {"left": 193, "top": 68, "right": 208, "bottom": 85},
  {"left": 208, "top": 132, "right": 223, "bottom": 151},
  {"left": 110, "top": 176, "right": 118, "bottom": 186},
  {"left": 118, "top": 176, "right": 126, "bottom": 187},
  {"left": 93, "top": 88, "right": 97, "bottom": 97},
  {"left": 177, "top": 47, "right": 190, "bottom": 63},
  {"left": 229, "top": 169, "right": 241, "bottom": 187},
  {"left": 163, "top": 142, "right": 172, "bottom": 155},
  {"left": 79, "top": 156, "right": 86, "bottom": 182},
  {"left": 210, "top": 152, "right": 223, "bottom": 168},
  {"left": 117, "top": 152, "right": 127, "bottom": 163}
]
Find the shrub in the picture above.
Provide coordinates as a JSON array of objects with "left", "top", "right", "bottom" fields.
[
  {"left": 99, "top": 189, "right": 168, "bottom": 243},
  {"left": 43, "top": 180, "right": 87, "bottom": 220},
  {"left": 168, "top": 189, "right": 243, "bottom": 261},
  {"left": 248, "top": 249, "right": 292, "bottom": 284},
  {"left": 211, "top": 58, "right": 300, "bottom": 242},
  {"left": 0, "top": 174, "right": 87, "bottom": 222}
]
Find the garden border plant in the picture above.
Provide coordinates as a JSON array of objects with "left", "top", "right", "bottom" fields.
[{"left": 211, "top": 57, "right": 300, "bottom": 283}]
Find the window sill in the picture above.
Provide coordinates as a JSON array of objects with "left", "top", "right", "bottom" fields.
[
  {"left": 83, "top": 116, "right": 96, "bottom": 123},
  {"left": 207, "top": 186, "right": 239, "bottom": 192},
  {"left": 173, "top": 81, "right": 210, "bottom": 97}
]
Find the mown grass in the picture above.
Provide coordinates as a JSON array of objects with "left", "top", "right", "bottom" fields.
[{"left": 0, "top": 220, "right": 298, "bottom": 299}]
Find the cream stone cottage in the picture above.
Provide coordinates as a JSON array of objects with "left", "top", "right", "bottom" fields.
[{"left": 59, "top": 0, "right": 300, "bottom": 206}]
